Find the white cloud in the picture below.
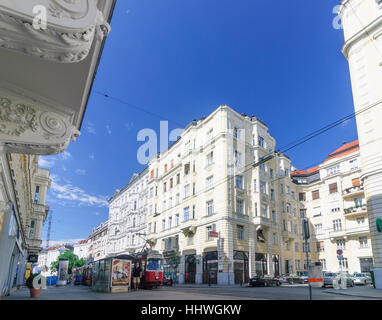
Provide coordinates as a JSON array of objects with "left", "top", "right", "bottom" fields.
[
  {"left": 60, "top": 151, "right": 72, "bottom": 160},
  {"left": 38, "top": 157, "right": 56, "bottom": 168},
  {"left": 50, "top": 176, "right": 109, "bottom": 207},
  {"left": 106, "top": 124, "right": 112, "bottom": 135},
  {"left": 86, "top": 122, "right": 96, "bottom": 134},
  {"left": 125, "top": 122, "right": 134, "bottom": 131},
  {"left": 89, "top": 153, "right": 95, "bottom": 160},
  {"left": 44, "top": 239, "right": 84, "bottom": 247},
  {"left": 75, "top": 169, "right": 86, "bottom": 176}
]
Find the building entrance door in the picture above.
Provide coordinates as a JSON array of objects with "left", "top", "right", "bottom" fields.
[
  {"left": 233, "top": 251, "right": 249, "bottom": 284},
  {"left": 185, "top": 254, "right": 196, "bottom": 284},
  {"left": 203, "top": 251, "right": 218, "bottom": 284}
]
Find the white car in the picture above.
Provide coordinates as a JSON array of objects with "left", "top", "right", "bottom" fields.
[{"left": 352, "top": 273, "right": 371, "bottom": 285}]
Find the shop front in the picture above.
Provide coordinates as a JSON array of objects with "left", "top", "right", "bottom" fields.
[
  {"left": 202, "top": 251, "right": 218, "bottom": 284},
  {"left": 163, "top": 250, "right": 180, "bottom": 284},
  {"left": 255, "top": 253, "right": 268, "bottom": 276},
  {"left": 233, "top": 251, "right": 249, "bottom": 284},
  {"left": 359, "top": 257, "right": 373, "bottom": 273},
  {"left": 184, "top": 254, "right": 197, "bottom": 284}
]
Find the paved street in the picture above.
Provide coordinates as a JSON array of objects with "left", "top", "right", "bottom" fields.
[{"left": 2, "top": 284, "right": 380, "bottom": 300}]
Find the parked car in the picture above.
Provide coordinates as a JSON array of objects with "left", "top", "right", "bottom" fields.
[
  {"left": 249, "top": 275, "right": 281, "bottom": 287},
  {"left": 278, "top": 274, "right": 304, "bottom": 284},
  {"left": 296, "top": 271, "right": 309, "bottom": 283},
  {"left": 351, "top": 273, "right": 371, "bottom": 286},
  {"left": 323, "top": 272, "right": 354, "bottom": 287}
]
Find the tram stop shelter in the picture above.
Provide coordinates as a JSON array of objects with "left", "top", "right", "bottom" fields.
[{"left": 92, "top": 255, "right": 134, "bottom": 293}]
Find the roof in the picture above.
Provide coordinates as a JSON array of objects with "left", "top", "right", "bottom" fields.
[
  {"left": 77, "top": 240, "right": 88, "bottom": 245},
  {"left": 291, "top": 140, "right": 359, "bottom": 177}
]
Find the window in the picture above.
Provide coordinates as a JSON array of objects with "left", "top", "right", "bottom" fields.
[
  {"left": 175, "top": 214, "right": 179, "bottom": 226},
  {"left": 170, "top": 178, "right": 173, "bottom": 188},
  {"left": 162, "top": 200, "right": 166, "bottom": 211},
  {"left": 192, "top": 205, "right": 195, "bottom": 219},
  {"left": 206, "top": 200, "right": 214, "bottom": 216},
  {"left": 164, "top": 164, "right": 168, "bottom": 173},
  {"left": 261, "top": 204, "right": 268, "bottom": 218},
  {"left": 168, "top": 216, "right": 172, "bottom": 229},
  {"left": 333, "top": 219, "right": 342, "bottom": 231},
  {"left": 150, "top": 187, "right": 153, "bottom": 198},
  {"left": 260, "top": 180, "right": 266, "bottom": 194},
  {"left": 313, "top": 207, "right": 321, "bottom": 217},
  {"left": 280, "top": 184, "right": 284, "bottom": 194},
  {"left": 336, "top": 239, "right": 346, "bottom": 249},
  {"left": 169, "top": 197, "right": 173, "bottom": 208},
  {"left": 329, "top": 182, "right": 338, "bottom": 194},
  {"left": 292, "top": 191, "right": 295, "bottom": 200},
  {"left": 29, "top": 220, "right": 36, "bottom": 239},
  {"left": 237, "top": 225, "right": 245, "bottom": 240},
  {"left": 207, "top": 128, "right": 213, "bottom": 141},
  {"left": 184, "top": 207, "right": 190, "bottom": 221},
  {"left": 207, "top": 151, "right": 214, "bottom": 166},
  {"left": 235, "top": 175, "right": 243, "bottom": 189},
  {"left": 272, "top": 210, "right": 276, "bottom": 223},
  {"left": 349, "top": 159, "right": 358, "bottom": 171},
  {"left": 150, "top": 170, "right": 154, "bottom": 179},
  {"left": 339, "top": 258, "right": 348, "bottom": 270},
  {"left": 184, "top": 184, "right": 190, "bottom": 198},
  {"left": 270, "top": 188, "right": 275, "bottom": 200},
  {"left": 193, "top": 183, "right": 196, "bottom": 195},
  {"left": 34, "top": 186, "right": 40, "bottom": 204},
  {"left": 312, "top": 190, "right": 320, "bottom": 200},
  {"left": 234, "top": 150, "right": 242, "bottom": 165},
  {"left": 282, "top": 201, "right": 285, "bottom": 213},
  {"left": 286, "top": 203, "right": 291, "bottom": 213},
  {"left": 176, "top": 173, "right": 180, "bottom": 184},
  {"left": 314, "top": 224, "right": 323, "bottom": 234},
  {"left": 359, "top": 236, "right": 368, "bottom": 248},
  {"left": 327, "top": 165, "right": 340, "bottom": 176},
  {"left": 162, "top": 219, "right": 166, "bottom": 231},
  {"left": 258, "top": 136, "right": 265, "bottom": 147},
  {"left": 295, "top": 260, "right": 301, "bottom": 270},
  {"left": 206, "top": 175, "right": 214, "bottom": 190},
  {"left": 356, "top": 216, "right": 365, "bottom": 225},
  {"left": 303, "top": 242, "right": 310, "bottom": 253},
  {"left": 319, "top": 259, "right": 327, "bottom": 270},
  {"left": 299, "top": 192, "right": 306, "bottom": 201},
  {"left": 295, "top": 243, "right": 299, "bottom": 252},
  {"left": 352, "top": 178, "right": 360, "bottom": 187},
  {"left": 270, "top": 168, "right": 274, "bottom": 179},
  {"left": 300, "top": 209, "right": 306, "bottom": 218},
  {"left": 171, "top": 159, "right": 174, "bottom": 168},
  {"left": 184, "top": 163, "right": 190, "bottom": 175},
  {"left": 176, "top": 193, "right": 180, "bottom": 205},
  {"left": 253, "top": 179, "right": 257, "bottom": 192},
  {"left": 287, "top": 186, "right": 290, "bottom": 195},
  {"left": 233, "top": 127, "right": 239, "bottom": 139},
  {"left": 163, "top": 182, "right": 167, "bottom": 193},
  {"left": 236, "top": 199, "right": 244, "bottom": 214},
  {"left": 273, "top": 233, "right": 278, "bottom": 245}
]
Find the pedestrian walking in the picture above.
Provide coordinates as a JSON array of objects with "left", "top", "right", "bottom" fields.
[{"left": 132, "top": 262, "right": 142, "bottom": 291}]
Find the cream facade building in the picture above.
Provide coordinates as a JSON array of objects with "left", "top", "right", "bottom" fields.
[
  {"left": 0, "top": 0, "right": 116, "bottom": 296},
  {"left": 73, "top": 240, "right": 89, "bottom": 261},
  {"left": 292, "top": 140, "right": 373, "bottom": 274},
  {"left": 107, "top": 168, "right": 149, "bottom": 257},
  {"left": 146, "top": 105, "right": 313, "bottom": 285},
  {"left": 339, "top": 0, "right": 382, "bottom": 288},
  {"left": 87, "top": 221, "right": 108, "bottom": 262}
]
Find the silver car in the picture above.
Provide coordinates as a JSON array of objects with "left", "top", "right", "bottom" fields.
[
  {"left": 323, "top": 272, "right": 354, "bottom": 287},
  {"left": 352, "top": 273, "right": 371, "bottom": 285}
]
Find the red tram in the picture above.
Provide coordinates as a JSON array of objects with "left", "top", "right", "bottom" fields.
[{"left": 133, "top": 250, "right": 164, "bottom": 288}]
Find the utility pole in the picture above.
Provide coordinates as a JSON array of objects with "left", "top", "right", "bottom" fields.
[
  {"left": 46, "top": 210, "right": 53, "bottom": 249},
  {"left": 303, "top": 219, "right": 312, "bottom": 300}
]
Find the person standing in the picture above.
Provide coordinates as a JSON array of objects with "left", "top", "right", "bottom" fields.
[{"left": 132, "top": 262, "right": 142, "bottom": 291}]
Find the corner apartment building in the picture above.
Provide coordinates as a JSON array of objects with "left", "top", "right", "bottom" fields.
[
  {"left": 339, "top": 0, "right": 382, "bottom": 288},
  {"left": 73, "top": 240, "right": 89, "bottom": 261},
  {"left": 146, "top": 105, "right": 314, "bottom": 285},
  {"left": 87, "top": 221, "right": 108, "bottom": 262},
  {"left": 292, "top": 140, "right": 373, "bottom": 274},
  {"left": 107, "top": 168, "right": 149, "bottom": 256}
]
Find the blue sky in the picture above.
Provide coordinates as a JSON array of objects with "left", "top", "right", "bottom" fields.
[{"left": 39, "top": 0, "right": 358, "bottom": 244}]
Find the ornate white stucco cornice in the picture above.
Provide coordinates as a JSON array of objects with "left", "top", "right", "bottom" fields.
[
  {"left": 0, "top": 86, "right": 81, "bottom": 155},
  {"left": 0, "top": 0, "right": 111, "bottom": 63}
]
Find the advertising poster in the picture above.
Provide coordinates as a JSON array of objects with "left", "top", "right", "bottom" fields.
[
  {"left": 111, "top": 259, "right": 131, "bottom": 287},
  {"left": 57, "top": 259, "right": 69, "bottom": 285}
]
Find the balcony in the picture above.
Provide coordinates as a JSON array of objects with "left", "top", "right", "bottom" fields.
[
  {"left": 181, "top": 219, "right": 197, "bottom": 237},
  {"left": 253, "top": 216, "right": 271, "bottom": 228},
  {"left": 342, "top": 185, "right": 364, "bottom": 199},
  {"left": 282, "top": 230, "right": 296, "bottom": 241},
  {"left": 345, "top": 224, "right": 369, "bottom": 236},
  {"left": 344, "top": 204, "right": 367, "bottom": 217},
  {"left": 329, "top": 229, "right": 346, "bottom": 240}
]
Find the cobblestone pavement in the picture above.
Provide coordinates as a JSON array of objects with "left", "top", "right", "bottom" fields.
[{"left": 2, "top": 284, "right": 380, "bottom": 300}]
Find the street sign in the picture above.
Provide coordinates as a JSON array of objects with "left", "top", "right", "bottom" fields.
[
  {"left": 209, "top": 231, "right": 219, "bottom": 238},
  {"left": 336, "top": 249, "right": 343, "bottom": 255}
]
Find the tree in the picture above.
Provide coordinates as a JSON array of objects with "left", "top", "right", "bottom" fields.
[{"left": 50, "top": 250, "right": 85, "bottom": 275}]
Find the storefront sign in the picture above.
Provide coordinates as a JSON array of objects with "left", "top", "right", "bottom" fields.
[{"left": 209, "top": 231, "right": 219, "bottom": 238}]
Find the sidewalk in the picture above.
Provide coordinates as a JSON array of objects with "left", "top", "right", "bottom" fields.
[
  {"left": 324, "top": 286, "right": 382, "bottom": 299},
  {"left": 173, "top": 283, "right": 246, "bottom": 288}
]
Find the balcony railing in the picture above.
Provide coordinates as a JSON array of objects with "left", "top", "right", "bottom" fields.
[
  {"left": 342, "top": 185, "right": 364, "bottom": 198},
  {"left": 344, "top": 204, "right": 367, "bottom": 216}
]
